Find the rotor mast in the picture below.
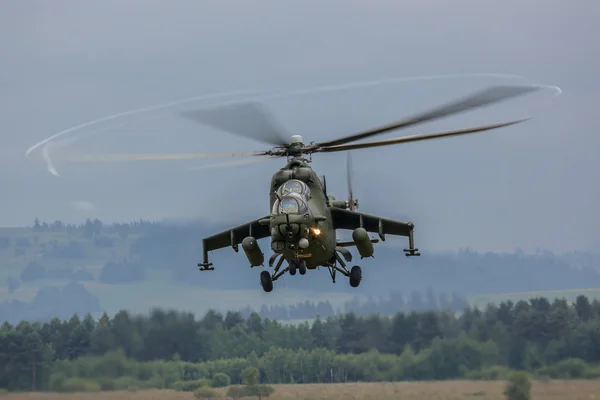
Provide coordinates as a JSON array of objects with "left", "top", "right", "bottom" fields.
[{"left": 286, "top": 135, "right": 310, "bottom": 161}]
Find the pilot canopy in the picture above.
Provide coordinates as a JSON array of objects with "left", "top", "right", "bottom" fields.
[{"left": 272, "top": 179, "right": 311, "bottom": 215}]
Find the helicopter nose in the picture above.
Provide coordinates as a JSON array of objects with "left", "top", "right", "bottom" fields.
[{"left": 279, "top": 223, "right": 300, "bottom": 238}]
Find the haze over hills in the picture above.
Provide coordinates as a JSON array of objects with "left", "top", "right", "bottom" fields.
[
  {"left": 2, "top": 0, "right": 598, "bottom": 259},
  {"left": 1, "top": 217, "right": 599, "bottom": 325}
]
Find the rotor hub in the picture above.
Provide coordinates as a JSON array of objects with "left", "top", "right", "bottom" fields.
[{"left": 290, "top": 135, "right": 304, "bottom": 145}]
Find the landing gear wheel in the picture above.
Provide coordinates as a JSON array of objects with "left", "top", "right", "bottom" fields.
[
  {"left": 260, "top": 270, "right": 273, "bottom": 292},
  {"left": 349, "top": 265, "right": 362, "bottom": 288},
  {"left": 298, "top": 260, "right": 307, "bottom": 275},
  {"left": 289, "top": 262, "right": 297, "bottom": 276}
]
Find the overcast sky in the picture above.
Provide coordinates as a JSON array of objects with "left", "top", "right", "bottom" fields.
[{"left": 1, "top": 0, "right": 598, "bottom": 254}]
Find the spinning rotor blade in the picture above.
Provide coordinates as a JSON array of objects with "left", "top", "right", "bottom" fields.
[
  {"left": 188, "top": 156, "right": 273, "bottom": 171},
  {"left": 317, "top": 85, "right": 541, "bottom": 147},
  {"left": 181, "top": 102, "right": 290, "bottom": 147},
  {"left": 319, "top": 118, "right": 529, "bottom": 153},
  {"left": 347, "top": 152, "right": 353, "bottom": 201},
  {"left": 346, "top": 152, "right": 357, "bottom": 211},
  {"left": 52, "top": 150, "right": 269, "bottom": 162}
]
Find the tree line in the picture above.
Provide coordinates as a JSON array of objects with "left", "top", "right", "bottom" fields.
[
  {"left": 30, "top": 217, "right": 159, "bottom": 237},
  {"left": 237, "top": 289, "right": 470, "bottom": 321},
  {"left": 2, "top": 294, "right": 600, "bottom": 391}
]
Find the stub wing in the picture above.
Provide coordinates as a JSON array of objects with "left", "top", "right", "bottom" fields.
[
  {"left": 330, "top": 208, "right": 420, "bottom": 256},
  {"left": 330, "top": 208, "right": 412, "bottom": 236},
  {"left": 198, "top": 216, "right": 271, "bottom": 269}
]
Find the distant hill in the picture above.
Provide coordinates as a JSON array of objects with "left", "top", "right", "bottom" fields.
[{"left": 1, "top": 217, "right": 600, "bottom": 323}]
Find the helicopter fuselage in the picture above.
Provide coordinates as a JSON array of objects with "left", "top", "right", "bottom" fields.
[
  {"left": 197, "top": 152, "right": 420, "bottom": 291},
  {"left": 267, "top": 157, "right": 337, "bottom": 268},
  {"left": 185, "top": 83, "right": 546, "bottom": 292}
]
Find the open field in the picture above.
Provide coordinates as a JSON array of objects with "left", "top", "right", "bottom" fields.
[{"left": 3, "top": 380, "right": 600, "bottom": 400}]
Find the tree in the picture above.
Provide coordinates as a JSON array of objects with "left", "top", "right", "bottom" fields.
[
  {"left": 242, "top": 366, "right": 274, "bottom": 399},
  {"left": 389, "top": 313, "right": 415, "bottom": 354},
  {"left": 193, "top": 386, "right": 218, "bottom": 399},
  {"left": 227, "top": 386, "right": 248, "bottom": 400},
  {"left": 504, "top": 371, "right": 531, "bottom": 400},
  {"left": 211, "top": 372, "right": 230, "bottom": 388},
  {"left": 242, "top": 366, "right": 259, "bottom": 387},
  {"left": 575, "top": 295, "right": 593, "bottom": 322}
]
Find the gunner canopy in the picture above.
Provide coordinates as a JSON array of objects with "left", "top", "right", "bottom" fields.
[{"left": 273, "top": 180, "right": 311, "bottom": 215}]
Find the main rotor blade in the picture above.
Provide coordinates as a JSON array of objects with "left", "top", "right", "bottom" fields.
[
  {"left": 317, "top": 85, "right": 541, "bottom": 147},
  {"left": 318, "top": 118, "right": 529, "bottom": 153},
  {"left": 180, "top": 101, "right": 290, "bottom": 147},
  {"left": 188, "top": 156, "right": 272, "bottom": 171},
  {"left": 346, "top": 151, "right": 354, "bottom": 205},
  {"left": 51, "top": 150, "right": 269, "bottom": 162}
]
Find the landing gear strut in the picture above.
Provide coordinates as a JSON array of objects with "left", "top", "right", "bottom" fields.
[
  {"left": 261, "top": 254, "right": 309, "bottom": 292},
  {"left": 325, "top": 249, "right": 362, "bottom": 288},
  {"left": 261, "top": 250, "right": 362, "bottom": 292}
]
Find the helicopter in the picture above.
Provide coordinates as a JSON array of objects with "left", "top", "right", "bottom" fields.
[{"left": 58, "top": 84, "right": 542, "bottom": 292}]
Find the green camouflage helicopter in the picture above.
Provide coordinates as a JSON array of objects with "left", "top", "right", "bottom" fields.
[{"left": 63, "top": 84, "right": 540, "bottom": 292}]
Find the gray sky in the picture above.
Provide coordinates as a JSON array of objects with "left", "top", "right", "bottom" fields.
[{"left": 1, "top": 0, "right": 598, "bottom": 254}]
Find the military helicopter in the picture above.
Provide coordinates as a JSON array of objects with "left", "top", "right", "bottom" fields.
[{"left": 60, "top": 84, "right": 541, "bottom": 292}]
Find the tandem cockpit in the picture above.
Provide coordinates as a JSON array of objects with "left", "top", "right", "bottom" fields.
[{"left": 272, "top": 179, "right": 311, "bottom": 216}]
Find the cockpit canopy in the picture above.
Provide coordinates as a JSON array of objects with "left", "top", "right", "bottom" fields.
[
  {"left": 273, "top": 193, "right": 309, "bottom": 215},
  {"left": 273, "top": 181, "right": 311, "bottom": 216},
  {"left": 277, "top": 179, "right": 311, "bottom": 199},
  {"left": 277, "top": 195, "right": 308, "bottom": 215}
]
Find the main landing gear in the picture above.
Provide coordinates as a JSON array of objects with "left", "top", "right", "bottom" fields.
[
  {"left": 260, "top": 270, "right": 273, "bottom": 292},
  {"left": 324, "top": 247, "right": 362, "bottom": 288},
  {"left": 258, "top": 255, "right": 309, "bottom": 292},
  {"left": 349, "top": 265, "right": 362, "bottom": 288},
  {"left": 260, "top": 254, "right": 293, "bottom": 293},
  {"left": 260, "top": 249, "right": 364, "bottom": 293}
]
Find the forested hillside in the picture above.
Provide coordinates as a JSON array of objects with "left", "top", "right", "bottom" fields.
[
  {"left": 2, "top": 294, "right": 600, "bottom": 392},
  {"left": 1, "top": 218, "right": 600, "bottom": 323},
  {"left": 0, "top": 285, "right": 469, "bottom": 325}
]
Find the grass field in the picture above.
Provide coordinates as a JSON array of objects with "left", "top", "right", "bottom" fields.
[{"left": 3, "top": 380, "right": 600, "bottom": 400}]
